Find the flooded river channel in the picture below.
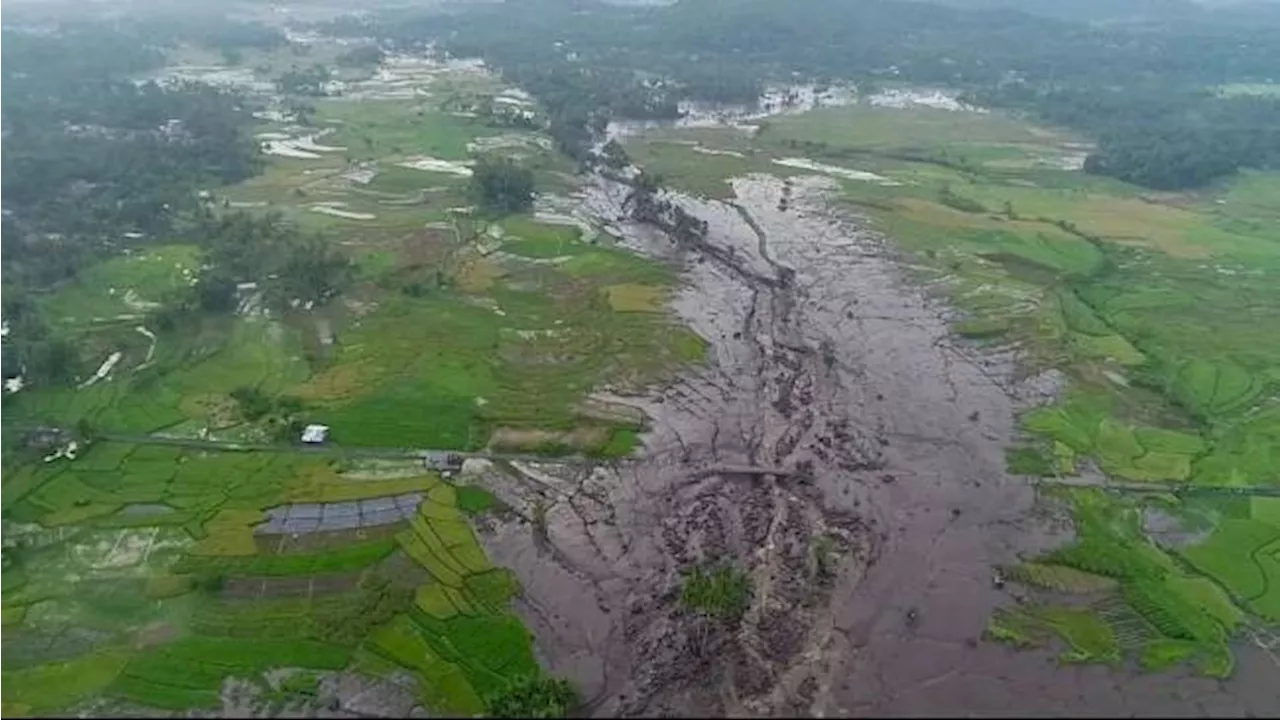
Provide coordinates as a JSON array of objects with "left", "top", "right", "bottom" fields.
[{"left": 470, "top": 171, "right": 1277, "bottom": 717}]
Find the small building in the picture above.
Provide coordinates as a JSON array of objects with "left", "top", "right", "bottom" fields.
[{"left": 301, "top": 424, "right": 330, "bottom": 444}]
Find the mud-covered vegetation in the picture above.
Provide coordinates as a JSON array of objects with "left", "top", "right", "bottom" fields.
[
  {"left": 618, "top": 92, "right": 1279, "bottom": 681},
  {"left": 680, "top": 563, "right": 752, "bottom": 622}
]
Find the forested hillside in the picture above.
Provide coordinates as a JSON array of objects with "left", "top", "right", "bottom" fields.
[
  {"left": 0, "top": 22, "right": 282, "bottom": 386},
  {"left": 324, "top": 0, "right": 1280, "bottom": 190}
]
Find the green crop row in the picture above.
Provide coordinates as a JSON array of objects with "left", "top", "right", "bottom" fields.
[
  {"left": 111, "top": 637, "right": 351, "bottom": 709},
  {"left": 175, "top": 537, "right": 397, "bottom": 577}
]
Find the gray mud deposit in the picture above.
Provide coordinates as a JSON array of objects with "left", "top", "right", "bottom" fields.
[{"left": 472, "top": 174, "right": 1277, "bottom": 716}]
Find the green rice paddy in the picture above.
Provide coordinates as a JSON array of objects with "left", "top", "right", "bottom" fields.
[
  {"left": 1, "top": 42, "right": 704, "bottom": 716},
  {"left": 1, "top": 440, "right": 542, "bottom": 714}
]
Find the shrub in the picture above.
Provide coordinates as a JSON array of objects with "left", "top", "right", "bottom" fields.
[
  {"left": 456, "top": 485, "right": 498, "bottom": 515},
  {"left": 193, "top": 572, "right": 226, "bottom": 594},
  {"left": 1006, "top": 446, "right": 1055, "bottom": 476},
  {"left": 230, "top": 386, "right": 272, "bottom": 421},
  {"left": 938, "top": 185, "right": 987, "bottom": 214},
  {"left": 484, "top": 675, "right": 578, "bottom": 719},
  {"left": 680, "top": 562, "right": 752, "bottom": 622}
]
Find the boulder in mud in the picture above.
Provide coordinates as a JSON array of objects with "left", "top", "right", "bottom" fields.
[{"left": 461, "top": 458, "right": 494, "bottom": 476}]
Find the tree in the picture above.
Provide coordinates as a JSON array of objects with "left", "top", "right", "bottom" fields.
[
  {"left": 336, "top": 45, "right": 385, "bottom": 68},
  {"left": 623, "top": 170, "right": 663, "bottom": 213},
  {"left": 75, "top": 418, "right": 99, "bottom": 441},
  {"left": 600, "top": 139, "right": 631, "bottom": 170},
  {"left": 230, "top": 386, "right": 273, "bottom": 421},
  {"left": 192, "top": 211, "right": 354, "bottom": 311},
  {"left": 0, "top": 349, "right": 23, "bottom": 387},
  {"left": 276, "top": 64, "right": 332, "bottom": 97},
  {"left": 27, "top": 338, "right": 79, "bottom": 386},
  {"left": 469, "top": 156, "right": 536, "bottom": 215},
  {"left": 271, "top": 234, "right": 355, "bottom": 306},
  {"left": 286, "top": 99, "right": 317, "bottom": 126},
  {"left": 334, "top": 0, "right": 1280, "bottom": 191},
  {"left": 197, "top": 270, "right": 239, "bottom": 313}
]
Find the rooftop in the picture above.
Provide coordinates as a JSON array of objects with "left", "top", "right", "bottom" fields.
[{"left": 300, "top": 424, "right": 330, "bottom": 444}]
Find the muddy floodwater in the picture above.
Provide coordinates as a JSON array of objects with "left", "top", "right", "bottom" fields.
[{"left": 468, "top": 172, "right": 1278, "bottom": 717}]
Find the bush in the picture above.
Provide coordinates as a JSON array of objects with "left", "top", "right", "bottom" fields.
[
  {"left": 193, "top": 572, "right": 226, "bottom": 594},
  {"left": 456, "top": 485, "right": 498, "bottom": 515},
  {"left": 1005, "top": 446, "right": 1055, "bottom": 476},
  {"left": 484, "top": 675, "right": 578, "bottom": 719},
  {"left": 230, "top": 386, "right": 272, "bottom": 421},
  {"left": 680, "top": 562, "right": 752, "bottom": 622}
]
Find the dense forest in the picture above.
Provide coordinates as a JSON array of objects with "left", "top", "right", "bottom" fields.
[
  {"left": 1, "top": 26, "right": 262, "bottom": 288},
  {"left": 968, "top": 84, "right": 1280, "bottom": 190},
  {"left": 323, "top": 0, "right": 1280, "bottom": 189}
]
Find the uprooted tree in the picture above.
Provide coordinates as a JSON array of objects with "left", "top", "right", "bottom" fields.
[{"left": 624, "top": 172, "right": 709, "bottom": 250}]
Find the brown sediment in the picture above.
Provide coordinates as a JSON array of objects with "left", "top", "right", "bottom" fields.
[{"left": 472, "top": 172, "right": 1278, "bottom": 717}]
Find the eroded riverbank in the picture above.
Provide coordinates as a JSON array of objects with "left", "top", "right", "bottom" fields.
[{"left": 467, "top": 172, "right": 1277, "bottom": 717}]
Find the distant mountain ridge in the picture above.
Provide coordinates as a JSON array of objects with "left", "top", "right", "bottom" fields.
[
  {"left": 929, "top": 0, "right": 1195, "bottom": 16},
  {"left": 917, "top": 0, "right": 1280, "bottom": 24}
]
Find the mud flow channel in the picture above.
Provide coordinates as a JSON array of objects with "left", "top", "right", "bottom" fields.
[{"left": 470, "top": 174, "right": 1277, "bottom": 717}]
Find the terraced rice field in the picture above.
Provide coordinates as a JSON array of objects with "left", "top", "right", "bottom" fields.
[
  {"left": 1, "top": 45, "right": 702, "bottom": 716},
  {"left": 1, "top": 440, "right": 529, "bottom": 715}
]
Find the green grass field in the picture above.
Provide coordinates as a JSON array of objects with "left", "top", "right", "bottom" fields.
[
  {"left": 293, "top": 211, "right": 697, "bottom": 450},
  {"left": 37, "top": 245, "right": 202, "bottom": 334}
]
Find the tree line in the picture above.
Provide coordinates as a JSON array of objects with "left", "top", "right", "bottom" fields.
[
  {"left": 317, "top": 0, "right": 1280, "bottom": 189},
  {"left": 189, "top": 210, "right": 354, "bottom": 314}
]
